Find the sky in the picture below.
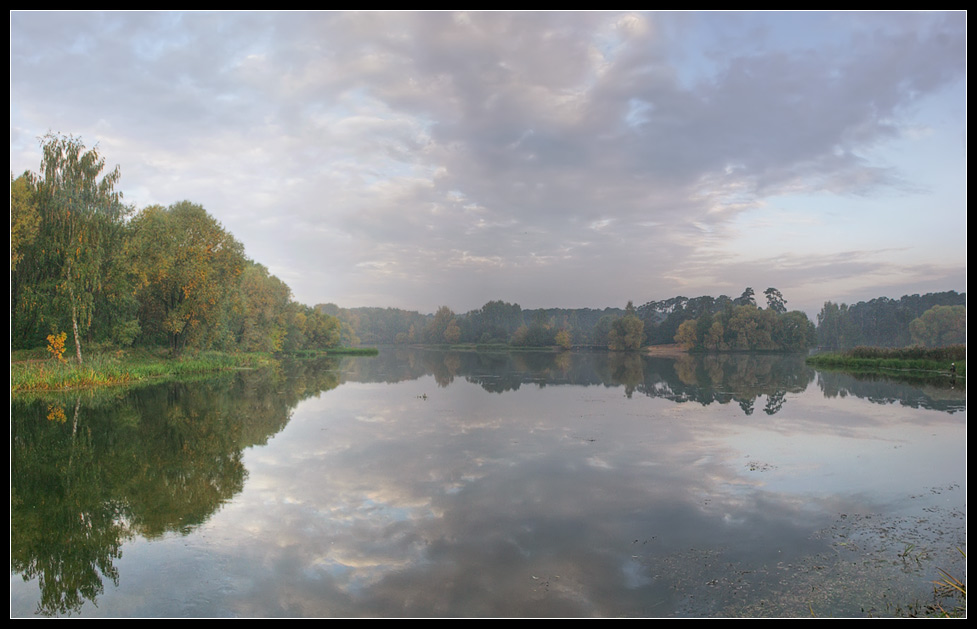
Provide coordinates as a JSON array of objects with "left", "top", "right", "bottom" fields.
[{"left": 10, "top": 11, "right": 967, "bottom": 318}]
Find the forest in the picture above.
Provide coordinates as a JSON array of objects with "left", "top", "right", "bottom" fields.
[
  {"left": 11, "top": 134, "right": 965, "bottom": 359},
  {"left": 11, "top": 134, "right": 349, "bottom": 360}
]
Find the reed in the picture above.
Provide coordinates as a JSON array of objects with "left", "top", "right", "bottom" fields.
[{"left": 806, "top": 346, "right": 965, "bottom": 378}]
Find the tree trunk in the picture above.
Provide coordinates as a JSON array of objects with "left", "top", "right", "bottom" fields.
[{"left": 70, "top": 292, "right": 84, "bottom": 364}]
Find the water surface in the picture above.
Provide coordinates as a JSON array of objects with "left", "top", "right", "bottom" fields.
[{"left": 10, "top": 349, "right": 966, "bottom": 617}]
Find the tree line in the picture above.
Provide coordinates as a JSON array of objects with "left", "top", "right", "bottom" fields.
[
  {"left": 327, "top": 285, "right": 965, "bottom": 354},
  {"left": 319, "top": 300, "right": 648, "bottom": 351},
  {"left": 325, "top": 290, "right": 816, "bottom": 353},
  {"left": 12, "top": 134, "right": 962, "bottom": 358},
  {"left": 815, "top": 292, "right": 965, "bottom": 350},
  {"left": 11, "top": 133, "right": 348, "bottom": 360}
]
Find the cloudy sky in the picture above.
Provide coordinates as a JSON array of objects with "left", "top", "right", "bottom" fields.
[{"left": 10, "top": 11, "right": 966, "bottom": 317}]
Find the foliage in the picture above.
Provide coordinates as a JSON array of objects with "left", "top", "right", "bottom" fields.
[
  {"left": 909, "top": 305, "right": 966, "bottom": 347},
  {"left": 11, "top": 134, "right": 350, "bottom": 367},
  {"left": 816, "top": 291, "right": 966, "bottom": 350},
  {"left": 764, "top": 287, "right": 787, "bottom": 313},
  {"left": 126, "top": 201, "right": 246, "bottom": 354},
  {"left": 425, "top": 305, "right": 460, "bottom": 345},
  {"left": 608, "top": 301, "right": 644, "bottom": 351},
  {"left": 231, "top": 261, "right": 293, "bottom": 353},
  {"left": 11, "top": 349, "right": 277, "bottom": 393},
  {"left": 45, "top": 332, "right": 67, "bottom": 363},
  {"left": 10, "top": 172, "right": 40, "bottom": 270},
  {"left": 675, "top": 304, "right": 816, "bottom": 352},
  {"left": 806, "top": 346, "right": 965, "bottom": 378},
  {"left": 10, "top": 134, "right": 133, "bottom": 362},
  {"left": 554, "top": 329, "right": 572, "bottom": 350}
]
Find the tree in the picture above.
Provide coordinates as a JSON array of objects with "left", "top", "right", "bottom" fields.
[
  {"left": 735, "top": 287, "right": 756, "bottom": 307},
  {"left": 231, "top": 262, "right": 292, "bottom": 352},
  {"left": 705, "top": 320, "right": 726, "bottom": 351},
  {"left": 909, "top": 305, "right": 966, "bottom": 347},
  {"left": 22, "top": 134, "right": 129, "bottom": 362},
  {"left": 773, "top": 311, "right": 816, "bottom": 351},
  {"left": 10, "top": 172, "right": 40, "bottom": 271},
  {"left": 425, "top": 306, "right": 457, "bottom": 344},
  {"left": 609, "top": 301, "right": 644, "bottom": 351},
  {"left": 764, "top": 287, "right": 787, "bottom": 313},
  {"left": 126, "top": 201, "right": 245, "bottom": 354},
  {"left": 444, "top": 319, "right": 462, "bottom": 344},
  {"left": 674, "top": 319, "right": 698, "bottom": 350},
  {"left": 554, "top": 329, "right": 572, "bottom": 350}
]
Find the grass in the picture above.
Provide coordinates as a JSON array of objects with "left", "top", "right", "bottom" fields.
[
  {"left": 322, "top": 347, "right": 379, "bottom": 356},
  {"left": 10, "top": 348, "right": 276, "bottom": 393},
  {"left": 806, "top": 345, "right": 965, "bottom": 378},
  {"left": 11, "top": 345, "right": 381, "bottom": 392},
  {"left": 929, "top": 550, "right": 966, "bottom": 618}
]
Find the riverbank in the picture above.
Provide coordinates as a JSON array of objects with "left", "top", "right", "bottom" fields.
[
  {"left": 10, "top": 347, "right": 375, "bottom": 393},
  {"left": 10, "top": 349, "right": 275, "bottom": 393},
  {"left": 643, "top": 343, "right": 688, "bottom": 357},
  {"left": 806, "top": 345, "right": 965, "bottom": 379}
]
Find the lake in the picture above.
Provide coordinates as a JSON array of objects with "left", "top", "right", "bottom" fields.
[{"left": 10, "top": 348, "right": 966, "bottom": 617}]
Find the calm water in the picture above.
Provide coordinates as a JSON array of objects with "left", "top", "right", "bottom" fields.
[{"left": 10, "top": 349, "right": 966, "bottom": 617}]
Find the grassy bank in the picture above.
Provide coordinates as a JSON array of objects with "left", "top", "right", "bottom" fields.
[
  {"left": 10, "top": 348, "right": 278, "bottom": 393},
  {"left": 11, "top": 345, "right": 381, "bottom": 393},
  {"left": 806, "top": 345, "right": 965, "bottom": 378}
]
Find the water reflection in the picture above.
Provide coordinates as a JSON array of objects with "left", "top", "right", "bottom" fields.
[
  {"left": 11, "top": 359, "right": 342, "bottom": 616},
  {"left": 340, "top": 348, "right": 962, "bottom": 414},
  {"left": 10, "top": 350, "right": 965, "bottom": 617}
]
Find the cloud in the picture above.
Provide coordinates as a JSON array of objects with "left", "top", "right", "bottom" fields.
[{"left": 10, "top": 11, "right": 966, "bottom": 313}]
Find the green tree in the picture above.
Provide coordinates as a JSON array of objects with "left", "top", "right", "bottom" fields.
[
  {"left": 909, "top": 305, "right": 966, "bottom": 347},
  {"left": 231, "top": 261, "right": 292, "bottom": 353},
  {"left": 20, "top": 134, "right": 130, "bottom": 362},
  {"left": 705, "top": 320, "right": 726, "bottom": 351},
  {"left": 764, "top": 287, "right": 787, "bottom": 313},
  {"left": 593, "top": 314, "right": 615, "bottom": 348},
  {"left": 674, "top": 318, "right": 699, "bottom": 350},
  {"left": 296, "top": 304, "right": 342, "bottom": 351},
  {"left": 10, "top": 172, "right": 40, "bottom": 271},
  {"left": 425, "top": 306, "right": 458, "bottom": 344},
  {"left": 554, "top": 328, "right": 572, "bottom": 350},
  {"left": 772, "top": 311, "right": 817, "bottom": 351},
  {"left": 735, "top": 287, "right": 757, "bottom": 307},
  {"left": 609, "top": 301, "right": 644, "bottom": 351},
  {"left": 126, "top": 202, "right": 245, "bottom": 354}
]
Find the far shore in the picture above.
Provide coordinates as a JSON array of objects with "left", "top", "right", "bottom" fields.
[{"left": 643, "top": 343, "right": 688, "bottom": 357}]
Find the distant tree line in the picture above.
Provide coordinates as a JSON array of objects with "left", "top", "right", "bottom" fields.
[
  {"left": 328, "top": 290, "right": 818, "bottom": 353},
  {"left": 816, "top": 292, "right": 966, "bottom": 350},
  {"left": 321, "top": 300, "right": 649, "bottom": 350},
  {"left": 11, "top": 133, "right": 346, "bottom": 359}
]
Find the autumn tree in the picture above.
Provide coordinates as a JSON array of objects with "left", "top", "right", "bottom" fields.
[
  {"left": 608, "top": 301, "right": 644, "bottom": 351},
  {"left": 126, "top": 201, "right": 245, "bottom": 354},
  {"left": 554, "top": 329, "right": 572, "bottom": 350},
  {"left": 674, "top": 319, "right": 698, "bottom": 350},
  {"left": 231, "top": 261, "right": 293, "bottom": 353}
]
